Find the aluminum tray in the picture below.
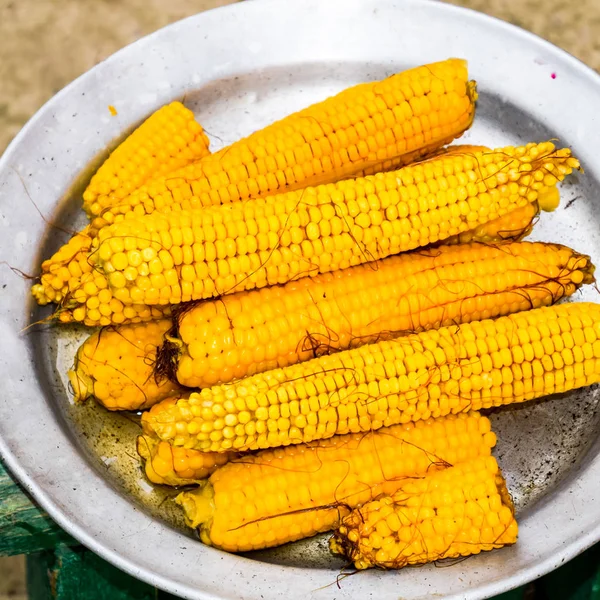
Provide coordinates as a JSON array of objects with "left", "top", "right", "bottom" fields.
[{"left": 1, "top": 0, "right": 600, "bottom": 598}]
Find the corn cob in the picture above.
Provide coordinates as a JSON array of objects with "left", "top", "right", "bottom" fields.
[
  {"left": 34, "top": 68, "right": 475, "bottom": 314},
  {"left": 46, "top": 204, "right": 544, "bottom": 328},
  {"left": 330, "top": 456, "right": 517, "bottom": 569},
  {"left": 68, "top": 319, "right": 182, "bottom": 410},
  {"left": 32, "top": 141, "right": 577, "bottom": 326},
  {"left": 33, "top": 146, "right": 477, "bottom": 312},
  {"left": 73, "top": 142, "right": 578, "bottom": 313},
  {"left": 143, "top": 301, "right": 600, "bottom": 453},
  {"left": 137, "top": 433, "right": 235, "bottom": 486},
  {"left": 42, "top": 204, "right": 541, "bottom": 328},
  {"left": 31, "top": 102, "right": 211, "bottom": 307},
  {"left": 161, "top": 241, "right": 592, "bottom": 389},
  {"left": 175, "top": 412, "right": 496, "bottom": 552},
  {"left": 84, "top": 101, "right": 210, "bottom": 217},
  {"left": 89, "top": 59, "right": 477, "bottom": 236}
]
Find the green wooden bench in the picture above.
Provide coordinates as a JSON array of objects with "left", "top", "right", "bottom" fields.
[{"left": 2, "top": 459, "right": 599, "bottom": 599}]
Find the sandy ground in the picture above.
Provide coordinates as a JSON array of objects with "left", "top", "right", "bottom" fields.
[
  {"left": 0, "top": 0, "right": 599, "bottom": 155},
  {"left": 0, "top": 556, "right": 25, "bottom": 600},
  {"left": 0, "top": 0, "right": 598, "bottom": 597},
  {"left": 0, "top": 0, "right": 239, "bottom": 153}
]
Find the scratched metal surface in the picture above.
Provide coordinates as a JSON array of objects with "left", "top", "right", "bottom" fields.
[{"left": 2, "top": 1, "right": 600, "bottom": 599}]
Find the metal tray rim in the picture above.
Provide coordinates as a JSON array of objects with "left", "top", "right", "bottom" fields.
[{"left": 2, "top": 0, "right": 600, "bottom": 598}]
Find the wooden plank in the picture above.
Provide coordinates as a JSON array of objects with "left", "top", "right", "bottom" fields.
[
  {"left": 26, "top": 552, "right": 53, "bottom": 600},
  {"left": 26, "top": 545, "right": 178, "bottom": 600},
  {"left": 0, "top": 461, "right": 178, "bottom": 597},
  {"left": 0, "top": 459, "right": 75, "bottom": 556}
]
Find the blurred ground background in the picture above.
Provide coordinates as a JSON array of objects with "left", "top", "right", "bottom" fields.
[
  {"left": 1, "top": 0, "right": 600, "bottom": 155},
  {"left": 0, "top": 0, "right": 599, "bottom": 597}
]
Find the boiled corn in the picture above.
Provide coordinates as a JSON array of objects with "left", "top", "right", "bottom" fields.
[
  {"left": 68, "top": 319, "right": 181, "bottom": 410},
  {"left": 84, "top": 101, "right": 210, "bottom": 217},
  {"left": 330, "top": 456, "right": 517, "bottom": 569},
  {"left": 32, "top": 102, "right": 210, "bottom": 307},
  {"left": 32, "top": 227, "right": 95, "bottom": 306},
  {"left": 80, "top": 142, "right": 578, "bottom": 310},
  {"left": 175, "top": 412, "right": 496, "bottom": 552},
  {"left": 445, "top": 186, "right": 559, "bottom": 245},
  {"left": 143, "top": 302, "right": 600, "bottom": 452},
  {"left": 90, "top": 58, "right": 477, "bottom": 235},
  {"left": 33, "top": 144, "right": 477, "bottom": 310},
  {"left": 160, "top": 241, "right": 592, "bottom": 389},
  {"left": 137, "top": 433, "right": 235, "bottom": 486}
]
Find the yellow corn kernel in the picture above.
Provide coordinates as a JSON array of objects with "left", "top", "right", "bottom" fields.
[
  {"left": 137, "top": 435, "right": 235, "bottom": 486},
  {"left": 330, "top": 456, "right": 517, "bottom": 569},
  {"left": 537, "top": 185, "right": 561, "bottom": 212},
  {"left": 88, "top": 142, "right": 579, "bottom": 308},
  {"left": 159, "top": 241, "right": 593, "bottom": 388},
  {"left": 89, "top": 59, "right": 476, "bottom": 236},
  {"left": 175, "top": 412, "right": 496, "bottom": 551},
  {"left": 67, "top": 319, "right": 181, "bottom": 410},
  {"left": 144, "top": 302, "right": 600, "bottom": 452},
  {"left": 83, "top": 101, "right": 210, "bottom": 217}
]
